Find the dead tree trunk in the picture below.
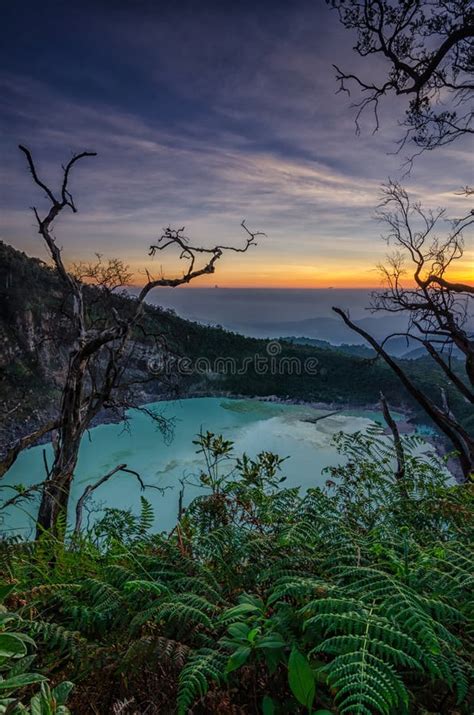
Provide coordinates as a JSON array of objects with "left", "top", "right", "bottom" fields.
[
  {"left": 333, "top": 307, "right": 474, "bottom": 481},
  {"left": 36, "top": 353, "right": 88, "bottom": 536},
  {"left": 13, "top": 144, "right": 261, "bottom": 540},
  {"left": 379, "top": 392, "right": 407, "bottom": 495}
]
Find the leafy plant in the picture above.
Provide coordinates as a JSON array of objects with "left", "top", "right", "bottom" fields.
[
  {"left": 1, "top": 429, "right": 472, "bottom": 713},
  {"left": 0, "top": 584, "right": 73, "bottom": 714}
]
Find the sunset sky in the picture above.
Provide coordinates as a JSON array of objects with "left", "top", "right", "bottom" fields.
[{"left": 1, "top": 0, "right": 472, "bottom": 288}]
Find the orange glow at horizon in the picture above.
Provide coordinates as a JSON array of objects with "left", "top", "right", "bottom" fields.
[{"left": 125, "top": 259, "right": 473, "bottom": 290}]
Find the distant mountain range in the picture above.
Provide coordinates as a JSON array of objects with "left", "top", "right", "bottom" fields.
[
  {"left": 140, "top": 287, "right": 471, "bottom": 361},
  {"left": 240, "top": 315, "right": 415, "bottom": 357},
  {"left": 1, "top": 241, "right": 470, "bottom": 454},
  {"left": 239, "top": 317, "right": 465, "bottom": 360},
  {"left": 280, "top": 335, "right": 459, "bottom": 360}
]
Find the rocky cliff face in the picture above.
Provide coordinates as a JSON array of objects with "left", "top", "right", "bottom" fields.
[
  {"left": 1, "top": 242, "right": 250, "bottom": 456},
  {"left": 0, "top": 245, "right": 70, "bottom": 392},
  {"left": 0, "top": 243, "right": 176, "bottom": 453}
]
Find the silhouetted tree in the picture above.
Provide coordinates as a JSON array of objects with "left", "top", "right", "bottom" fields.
[
  {"left": 328, "top": 1, "right": 473, "bottom": 478},
  {"left": 327, "top": 0, "right": 473, "bottom": 157},
  {"left": 0, "top": 145, "right": 260, "bottom": 539},
  {"left": 334, "top": 182, "right": 473, "bottom": 480}
]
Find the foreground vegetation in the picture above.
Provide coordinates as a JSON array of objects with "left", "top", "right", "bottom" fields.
[{"left": 1, "top": 426, "right": 472, "bottom": 714}]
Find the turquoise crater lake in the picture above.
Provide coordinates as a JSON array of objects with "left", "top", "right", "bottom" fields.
[{"left": 2, "top": 397, "right": 420, "bottom": 536}]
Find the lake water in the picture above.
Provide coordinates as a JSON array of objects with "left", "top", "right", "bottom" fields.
[{"left": 1, "top": 397, "right": 415, "bottom": 537}]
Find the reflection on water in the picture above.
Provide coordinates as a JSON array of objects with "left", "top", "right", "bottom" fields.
[{"left": 1, "top": 397, "right": 430, "bottom": 536}]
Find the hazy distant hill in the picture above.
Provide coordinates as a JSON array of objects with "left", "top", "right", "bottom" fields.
[
  {"left": 141, "top": 288, "right": 470, "bottom": 359},
  {"left": 282, "top": 335, "right": 464, "bottom": 361},
  {"left": 245, "top": 316, "right": 421, "bottom": 357},
  {"left": 1, "top": 241, "right": 471, "bottom": 450},
  {"left": 281, "top": 337, "right": 376, "bottom": 358}
]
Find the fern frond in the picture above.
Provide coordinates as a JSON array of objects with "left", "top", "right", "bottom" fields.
[
  {"left": 104, "top": 565, "right": 139, "bottom": 588},
  {"left": 173, "top": 593, "right": 218, "bottom": 615},
  {"left": 319, "top": 649, "right": 409, "bottom": 714},
  {"left": 268, "top": 576, "right": 334, "bottom": 605},
  {"left": 177, "top": 648, "right": 226, "bottom": 715},
  {"left": 131, "top": 599, "right": 214, "bottom": 632},
  {"left": 123, "top": 635, "right": 190, "bottom": 670},
  {"left": 172, "top": 576, "right": 223, "bottom": 604},
  {"left": 123, "top": 579, "right": 171, "bottom": 598},
  {"left": 18, "top": 583, "right": 80, "bottom": 603},
  {"left": 29, "top": 620, "right": 85, "bottom": 657},
  {"left": 278, "top": 520, "right": 320, "bottom": 548},
  {"left": 139, "top": 496, "right": 154, "bottom": 534},
  {"left": 81, "top": 577, "right": 123, "bottom": 609}
]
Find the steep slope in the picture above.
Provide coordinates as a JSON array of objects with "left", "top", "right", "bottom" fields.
[{"left": 1, "top": 241, "right": 470, "bottom": 453}]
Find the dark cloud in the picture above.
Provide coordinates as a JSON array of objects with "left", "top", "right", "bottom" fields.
[{"left": 1, "top": 1, "right": 471, "bottom": 286}]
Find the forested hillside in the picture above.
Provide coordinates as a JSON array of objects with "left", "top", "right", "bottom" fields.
[{"left": 1, "top": 242, "right": 470, "bottom": 455}]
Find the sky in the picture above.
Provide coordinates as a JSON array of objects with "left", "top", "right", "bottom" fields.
[{"left": 1, "top": 0, "right": 472, "bottom": 288}]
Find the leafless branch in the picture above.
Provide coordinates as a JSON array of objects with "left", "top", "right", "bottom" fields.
[
  {"left": 333, "top": 306, "right": 474, "bottom": 481},
  {"left": 0, "top": 420, "right": 59, "bottom": 479},
  {"left": 73, "top": 463, "right": 144, "bottom": 535},
  {"left": 380, "top": 392, "right": 406, "bottom": 487},
  {"left": 327, "top": 1, "right": 474, "bottom": 157},
  {"left": 16, "top": 145, "right": 262, "bottom": 538}
]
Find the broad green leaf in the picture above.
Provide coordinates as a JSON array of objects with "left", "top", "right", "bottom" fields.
[
  {"left": 240, "top": 594, "right": 264, "bottom": 610},
  {"left": 223, "top": 603, "right": 260, "bottom": 619},
  {"left": 258, "top": 633, "right": 286, "bottom": 650},
  {"left": 52, "top": 681, "right": 74, "bottom": 705},
  {"left": 0, "top": 613, "right": 18, "bottom": 626},
  {"left": 226, "top": 646, "right": 251, "bottom": 673},
  {"left": 0, "top": 634, "right": 28, "bottom": 658},
  {"left": 0, "top": 673, "right": 47, "bottom": 691},
  {"left": 288, "top": 647, "right": 315, "bottom": 710},
  {"left": 7, "top": 654, "right": 36, "bottom": 677},
  {"left": 228, "top": 622, "right": 251, "bottom": 640},
  {"left": 8, "top": 633, "right": 36, "bottom": 648},
  {"left": 247, "top": 627, "right": 260, "bottom": 643},
  {"left": 29, "top": 693, "right": 45, "bottom": 715},
  {"left": 262, "top": 695, "right": 276, "bottom": 715}
]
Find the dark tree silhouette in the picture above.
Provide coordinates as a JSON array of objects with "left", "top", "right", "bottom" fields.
[
  {"left": 327, "top": 0, "right": 474, "bottom": 156},
  {"left": 334, "top": 182, "right": 474, "bottom": 480},
  {"left": 1, "top": 145, "right": 261, "bottom": 539}
]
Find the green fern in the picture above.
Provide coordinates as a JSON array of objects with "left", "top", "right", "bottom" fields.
[
  {"left": 123, "top": 635, "right": 190, "bottom": 670},
  {"left": 28, "top": 620, "right": 85, "bottom": 658},
  {"left": 4, "top": 429, "right": 472, "bottom": 714},
  {"left": 177, "top": 648, "right": 226, "bottom": 715},
  {"left": 311, "top": 615, "right": 412, "bottom": 713},
  {"left": 138, "top": 496, "right": 154, "bottom": 535}
]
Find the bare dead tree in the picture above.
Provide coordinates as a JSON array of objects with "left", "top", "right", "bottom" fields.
[
  {"left": 333, "top": 182, "right": 474, "bottom": 480},
  {"left": 0, "top": 482, "right": 44, "bottom": 512},
  {"left": 73, "top": 463, "right": 144, "bottom": 535},
  {"left": 1, "top": 145, "right": 261, "bottom": 540},
  {"left": 0, "top": 419, "right": 59, "bottom": 479},
  {"left": 327, "top": 0, "right": 474, "bottom": 156},
  {"left": 374, "top": 182, "right": 474, "bottom": 386},
  {"left": 379, "top": 392, "right": 405, "bottom": 484}
]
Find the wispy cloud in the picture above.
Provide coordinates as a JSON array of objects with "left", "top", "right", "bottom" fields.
[{"left": 0, "top": 1, "right": 471, "bottom": 287}]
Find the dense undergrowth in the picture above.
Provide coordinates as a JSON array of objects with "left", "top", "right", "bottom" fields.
[{"left": 1, "top": 426, "right": 473, "bottom": 714}]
